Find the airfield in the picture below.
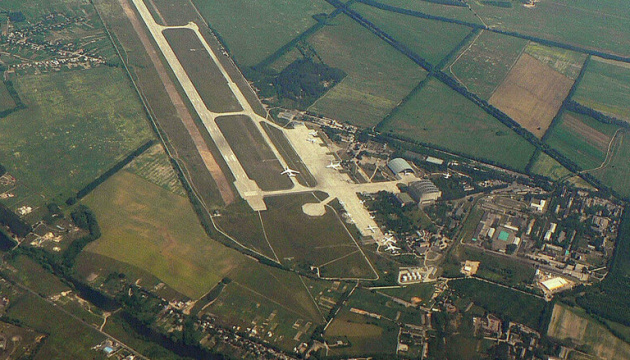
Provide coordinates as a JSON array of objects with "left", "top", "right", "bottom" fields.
[{"left": 130, "top": 0, "right": 418, "bottom": 250}]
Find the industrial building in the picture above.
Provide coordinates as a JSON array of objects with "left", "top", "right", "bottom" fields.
[
  {"left": 387, "top": 158, "right": 414, "bottom": 176},
  {"left": 407, "top": 179, "right": 442, "bottom": 205}
]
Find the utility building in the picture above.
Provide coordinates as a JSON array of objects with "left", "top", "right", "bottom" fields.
[{"left": 407, "top": 179, "right": 441, "bottom": 205}]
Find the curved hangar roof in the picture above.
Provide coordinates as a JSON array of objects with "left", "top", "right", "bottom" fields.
[{"left": 388, "top": 158, "right": 414, "bottom": 174}]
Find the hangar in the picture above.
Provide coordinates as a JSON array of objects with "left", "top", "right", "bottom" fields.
[{"left": 387, "top": 158, "right": 414, "bottom": 176}]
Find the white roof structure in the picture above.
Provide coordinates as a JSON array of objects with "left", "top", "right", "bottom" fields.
[{"left": 541, "top": 277, "right": 569, "bottom": 292}]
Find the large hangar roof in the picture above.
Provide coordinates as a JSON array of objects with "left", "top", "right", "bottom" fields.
[{"left": 388, "top": 158, "right": 413, "bottom": 174}]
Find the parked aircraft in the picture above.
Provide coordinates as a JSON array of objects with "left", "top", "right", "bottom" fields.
[
  {"left": 366, "top": 225, "right": 378, "bottom": 233},
  {"left": 281, "top": 168, "right": 299, "bottom": 177},
  {"left": 385, "top": 243, "right": 400, "bottom": 252},
  {"left": 309, "top": 131, "right": 318, "bottom": 136},
  {"left": 306, "top": 138, "right": 318, "bottom": 143},
  {"left": 326, "top": 161, "right": 342, "bottom": 170}
]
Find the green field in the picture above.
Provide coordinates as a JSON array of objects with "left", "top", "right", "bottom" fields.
[
  {"left": 307, "top": 15, "right": 427, "bottom": 127},
  {"left": 470, "top": 0, "right": 630, "bottom": 57},
  {"left": 83, "top": 171, "right": 246, "bottom": 299},
  {"left": 216, "top": 115, "right": 293, "bottom": 191},
  {"left": 530, "top": 152, "right": 573, "bottom": 181},
  {"left": 524, "top": 42, "right": 587, "bottom": 80},
  {"left": 545, "top": 111, "right": 619, "bottom": 170},
  {"left": 448, "top": 30, "right": 528, "bottom": 99},
  {"left": 547, "top": 304, "right": 630, "bottom": 360},
  {"left": 449, "top": 278, "right": 546, "bottom": 330},
  {"left": 260, "top": 194, "right": 375, "bottom": 278},
  {"left": 5, "top": 255, "right": 71, "bottom": 297},
  {"left": 451, "top": 246, "right": 536, "bottom": 288},
  {"left": 372, "top": 0, "right": 483, "bottom": 24},
  {"left": 352, "top": 2, "right": 472, "bottom": 65},
  {"left": 0, "top": 67, "right": 153, "bottom": 204},
  {"left": 0, "top": 82, "right": 16, "bottom": 112},
  {"left": 123, "top": 144, "right": 185, "bottom": 196},
  {"left": 573, "top": 57, "right": 630, "bottom": 123},
  {"left": 191, "top": 0, "right": 334, "bottom": 67},
  {"left": 590, "top": 131, "right": 630, "bottom": 199},
  {"left": 5, "top": 293, "right": 107, "bottom": 360},
  {"left": 383, "top": 78, "right": 536, "bottom": 170},
  {"left": 325, "top": 312, "right": 397, "bottom": 356},
  {"left": 0, "top": 0, "right": 94, "bottom": 19},
  {"left": 377, "top": 283, "right": 438, "bottom": 306}
]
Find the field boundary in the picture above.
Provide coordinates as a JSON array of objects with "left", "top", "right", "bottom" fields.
[{"left": 0, "top": 79, "right": 26, "bottom": 118}]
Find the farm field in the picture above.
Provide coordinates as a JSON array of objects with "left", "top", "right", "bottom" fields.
[
  {"left": 190, "top": 0, "right": 334, "bottom": 68},
  {"left": 573, "top": 57, "right": 630, "bottom": 123},
  {"left": 547, "top": 303, "right": 630, "bottom": 360},
  {"left": 372, "top": 0, "right": 483, "bottom": 25},
  {"left": 448, "top": 30, "right": 528, "bottom": 99},
  {"left": 0, "top": 67, "right": 153, "bottom": 204},
  {"left": 530, "top": 152, "right": 573, "bottom": 181},
  {"left": 163, "top": 28, "right": 241, "bottom": 113},
  {"left": 325, "top": 312, "right": 397, "bottom": 356},
  {"left": 83, "top": 170, "right": 247, "bottom": 299},
  {"left": 469, "top": 0, "right": 630, "bottom": 57},
  {"left": 377, "top": 283, "right": 438, "bottom": 307},
  {"left": 489, "top": 53, "right": 574, "bottom": 138},
  {"left": 524, "top": 42, "right": 587, "bottom": 80},
  {"left": 123, "top": 143, "right": 185, "bottom": 196},
  {"left": 545, "top": 111, "right": 618, "bottom": 170},
  {"left": 0, "top": 81, "right": 16, "bottom": 112},
  {"left": 307, "top": 15, "right": 427, "bottom": 128},
  {"left": 590, "top": 131, "right": 630, "bottom": 199},
  {"left": 0, "top": 0, "right": 94, "bottom": 19},
  {"left": 203, "top": 263, "right": 326, "bottom": 352},
  {"left": 260, "top": 194, "right": 375, "bottom": 279},
  {"left": 5, "top": 292, "right": 107, "bottom": 360},
  {"left": 216, "top": 115, "right": 293, "bottom": 191},
  {"left": 5, "top": 255, "right": 71, "bottom": 297},
  {"left": 351, "top": 2, "right": 472, "bottom": 65},
  {"left": 383, "top": 78, "right": 536, "bottom": 171}
]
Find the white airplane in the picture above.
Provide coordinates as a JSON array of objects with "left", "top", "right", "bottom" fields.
[
  {"left": 444, "top": 172, "right": 452, "bottom": 179},
  {"left": 383, "top": 236, "right": 396, "bottom": 244},
  {"left": 281, "top": 168, "right": 300, "bottom": 177},
  {"left": 385, "top": 243, "right": 401, "bottom": 252},
  {"left": 306, "top": 138, "right": 318, "bottom": 143},
  {"left": 359, "top": 200, "right": 366, "bottom": 204},
  {"left": 326, "top": 161, "right": 342, "bottom": 170},
  {"left": 309, "top": 131, "right": 318, "bottom": 136},
  {"left": 366, "top": 225, "right": 378, "bottom": 233}
]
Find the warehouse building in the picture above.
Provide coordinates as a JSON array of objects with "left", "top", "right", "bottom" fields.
[{"left": 407, "top": 179, "right": 442, "bottom": 205}]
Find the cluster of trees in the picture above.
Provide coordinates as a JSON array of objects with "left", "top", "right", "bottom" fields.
[
  {"left": 0, "top": 203, "right": 31, "bottom": 237},
  {"left": 370, "top": 191, "right": 417, "bottom": 234},
  {"left": 272, "top": 58, "right": 346, "bottom": 109}
]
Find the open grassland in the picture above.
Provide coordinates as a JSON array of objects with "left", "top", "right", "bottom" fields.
[
  {"left": 5, "top": 256, "right": 71, "bottom": 297},
  {"left": 0, "top": 67, "right": 153, "bottom": 203},
  {"left": 448, "top": 30, "right": 528, "bottom": 99},
  {"left": 123, "top": 144, "right": 185, "bottom": 196},
  {"left": 590, "top": 131, "right": 630, "bottom": 199},
  {"left": 524, "top": 42, "right": 587, "bottom": 80},
  {"left": 530, "top": 152, "right": 573, "bottom": 181},
  {"left": 378, "top": 283, "right": 438, "bottom": 306},
  {"left": 307, "top": 15, "right": 427, "bottom": 128},
  {"left": 191, "top": 0, "right": 334, "bottom": 67},
  {"left": 204, "top": 264, "right": 325, "bottom": 351},
  {"left": 6, "top": 293, "right": 107, "bottom": 360},
  {"left": 163, "top": 28, "right": 241, "bottom": 113},
  {"left": 0, "top": 82, "right": 16, "bottom": 112},
  {"left": 547, "top": 304, "right": 630, "bottom": 360},
  {"left": 469, "top": 0, "right": 630, "bottom": 57},
  {"left": 352, "top": 2, "right": 472, "bottom": 65},
  {"left": 325, "top": 303, "right": 399, "bottom": 356},
  {"left": 573, "top": 57, "right": 630, "bottom": 123},
  {"left": 213, "top": 200, "right": 275, "bottom": 260},
  {"left": 83, "top": 171, "right": 247, "bottom": 299},
  {"left": 451, "top": 246, "right": 536, "bottom": 288},
  {"left": 261, "top": 194, "right": 374, "bottom": 278},
  {"left": 489, "top": 53, "right": 574, "bottom": 138},
  {"left": 545, "top": 111, "right": 618, "bottom": 170},
  {"left": 372, "top": 0, "right": 483, "bottom": 24},
  {"left": 216, "top": 115, "right": 293, "bottom": 191},
  {"left": 383, "top": 78, "right": 535, "bottom": 170}
]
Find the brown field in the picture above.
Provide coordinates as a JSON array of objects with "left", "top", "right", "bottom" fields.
[
  {"left": 163, "top": 28, "right": 242, "bottom": 113},
  {"left": 563, "top": 113, "right": 612, "bottom": 151},
  {"left": 547, "top": 304, "right": 630, "bottom": 360},
  {"left": 489, "top": 53, "right": 574, "bottom": 138}
]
